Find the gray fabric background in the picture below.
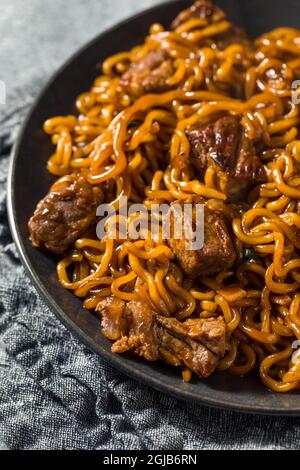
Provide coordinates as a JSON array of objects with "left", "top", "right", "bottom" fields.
[{"left": 1, "top": 0, "right": 300, "bottom": 450}]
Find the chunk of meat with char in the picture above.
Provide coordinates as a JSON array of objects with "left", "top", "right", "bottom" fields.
[
  {"left": 96, "top": 297, "right": 228, "bottom": 379},
  {"left": 157, "top": 315, "right": 227, "bottom": 356},
  {"left": 120, "top": 50, "right": 174, "bottom": 98},
  {"left": 187, "top": 115, "right": 266, "bottom": 201},
  {"left": 97, "top": 299, "right": 159, "bottom": 361},
  {"left": 167, "top": 200, "right": 236, "bottom": 278},
  {"left": 171, "top": 0, "right": 225, "bottom": 31},
  {"left": 28, "top": 176, "right": 102, "bottom": 255},
  {"left": 111, "top": 301, "right": 160, "bottom": 362},
  {"left": 96, "top": 296, "right": 128, "bottom": 341},
  {"left": 156, "top": 328, "right": 219, "bottom": 378}
]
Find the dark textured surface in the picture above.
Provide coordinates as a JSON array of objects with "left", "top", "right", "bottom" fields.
[{"left": 1, "top": 0, "right": 300, "bottom": 450}]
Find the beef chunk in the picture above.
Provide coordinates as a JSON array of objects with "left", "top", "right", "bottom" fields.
[
  {"left": 187, "top": 115, "right": 266, "bottom": 201},
  {"left": 97, "top": 298, "right": 159, "bottom": 361},
  {"left": 157, "top": 315, "right": 228, "bottom": 378},
  {"left": 157, "top": 316, "right": 227, "bottom": 356},
  {"left": 109, "top": 300, "right": 159, "bottom": 362},
  {"left": 96, "top": 297, "right": 127, "bottom": 341},
  {"left": 171, "top": 0, "right": 225, "bottom": 31},
  {"left": 167, "top": 201, "right": 236, "bottom": 278},
  {"left": 120, "top": 50, "right": 173, "bottom": 97},
  {"left": 96, "top": 297, "right": 228, "bottom": 378},
  {"left": 28, "top": 176, "right": 102, "bottom": 255},
  {"left": 156, "top": 328, "right": 219, "bottom": 378}
]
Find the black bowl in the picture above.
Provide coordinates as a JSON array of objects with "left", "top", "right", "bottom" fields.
[{"left": 7, "top": 0, "right": 300, "bottom": 415}]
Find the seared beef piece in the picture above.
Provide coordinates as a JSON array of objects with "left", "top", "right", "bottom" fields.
[
  {"left": 157, "top": 316, "right": 227, "bottom": 356},
  {"left": 111, "top": 300, "right": 160, "bottom": 362},
  {"left": 187, "top": 115, "right": 266, "bottom": 202},
  {"left": 98, "top": 298, "right": 160, "bottom": 361},
  {"left": 171, "top": 0, "right": 225, "bottom": 30},
  {"left": 156, "top": 328, "right": 219, "bottom": 378},
  {"left": 96, "top": 297, "right": 127, "bottom": 341},
  {"left": 28, "top": 176, "right": 102, "bottom": 255},
  {"left": 167, "top": 200, "right": 236, "bottom": 278},
  {"left": 97, "top": 297, "right": 227, "bottom": 378},
  {"left": 120, "top": 50, "right": 173, "bottom": 97}
]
